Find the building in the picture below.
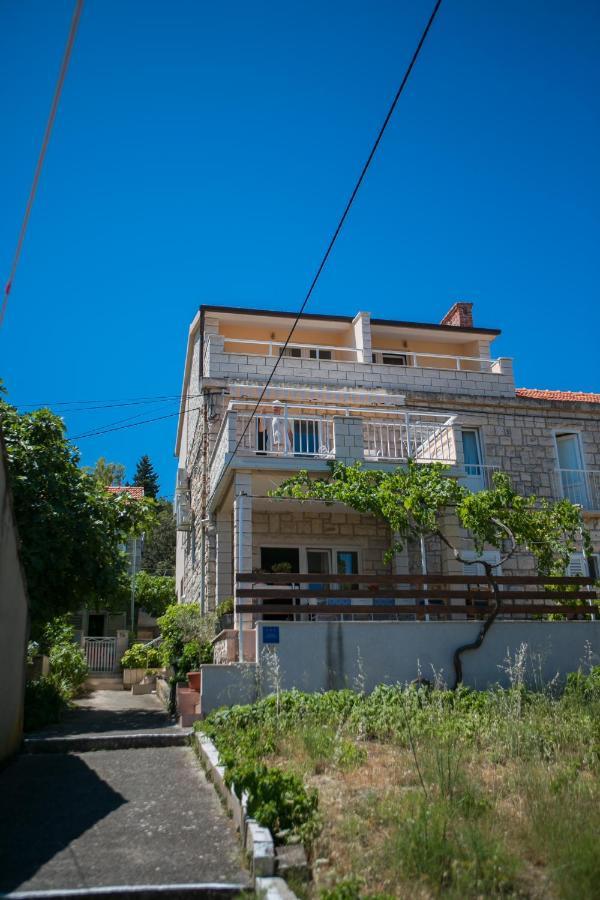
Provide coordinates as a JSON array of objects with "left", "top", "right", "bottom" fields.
[{"left": 174, "top": 302, "right": 600, "bottom": 658}]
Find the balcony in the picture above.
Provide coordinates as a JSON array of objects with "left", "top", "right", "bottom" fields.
[
  {"left": 552, "top": 469, "right": 600, "bottom": 511},
  {"left": 202, "top": 334, "right": 515, "bottom": 398},
  {"left": 208, "top": 404, "right": 458, "bottom": 497}
]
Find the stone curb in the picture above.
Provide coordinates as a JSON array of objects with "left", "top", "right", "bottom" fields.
[
  {"left": 23, "top": 732, "right": 192, "bottom": 754},
  {"left": 255, "top": 877, "right": 299, "bottom": 899},
  {"left": 193, "top": 732, "right": 282, "bottom": 883}
]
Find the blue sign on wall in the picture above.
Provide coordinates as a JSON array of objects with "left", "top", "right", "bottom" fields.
[{"left": 262, "top": 625, "right": 280, "bottom": 644}]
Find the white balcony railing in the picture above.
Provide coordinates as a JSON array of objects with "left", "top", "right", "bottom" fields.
[
  {"left": 221, "top": 336, "right": 501, "bottom": 374},
  {"left": 239, "top": 411, "right": 335, "bottom": 459},
  {"left": 552, "top": 469, "right": 600, "bottom": 511},
  {"left": 363, "top": 413, "right": 456, "bottom": 463}
]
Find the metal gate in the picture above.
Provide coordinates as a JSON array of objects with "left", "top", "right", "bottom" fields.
[{"left": 84, "top": 637, "right": 117, "bottom": 672}]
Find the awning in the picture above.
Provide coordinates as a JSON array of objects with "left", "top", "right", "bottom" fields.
[{"left": 226, "top": 382, "right": 406, "bottom": 409}]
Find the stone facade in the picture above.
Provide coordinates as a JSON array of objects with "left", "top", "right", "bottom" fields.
[{"left": 175, "top": 304, "right": 600, "bottom": 620}]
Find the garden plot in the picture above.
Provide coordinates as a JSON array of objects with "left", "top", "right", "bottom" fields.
[{"left": 196, "top": 661, "right": 600, "bottom": 899}]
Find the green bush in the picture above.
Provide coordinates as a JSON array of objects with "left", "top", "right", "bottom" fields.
[
  {"left": 120, "top": 643, "right": 162, "bottom": 669},
  {"left": 157, "top": 603, "right": 215, "bottom": 671},
  {"left": 49, "top": 639, "right": 88, "bottom": 696},
  {"left": 216, "top": 597, "right": 234, "bottom": 617},
  {"left": 226, "top": 761, "right": 320, "bottom": 845},
  {"left": 179, "top": 639, "right": 213, "bottom": 672},
  {"left": 24, "top": 678, "right": 66, "bottom": 732}
]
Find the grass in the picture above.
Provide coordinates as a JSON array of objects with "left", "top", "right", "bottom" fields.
[{"left": 197, "top": 663, "right": 600, "bottom": 898}]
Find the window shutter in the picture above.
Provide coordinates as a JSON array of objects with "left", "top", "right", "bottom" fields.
[{"left": 567, "top": 554, "right": 587, "bottom": 577}]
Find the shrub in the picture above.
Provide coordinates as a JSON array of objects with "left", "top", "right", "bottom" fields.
[
  {"left": 24, "top": 678, "right": 66, "bottom": 732},
  {"left": 49, "top": 639, "right": 88, "bottom": 697},
  {"left": 157, "top": 603, "right": 215, "bottom": 670},
  {"left": 120, "top": 643, "right": 162, "bottom": 669},
  {"left": 216, "top": 597, "right": 234, "bottom": 617},
  {"left": 179, "top": 639, "right": 213, "bottom": 672}
]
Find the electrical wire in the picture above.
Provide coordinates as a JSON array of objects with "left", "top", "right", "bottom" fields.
[
  {"left": 1, "top": 0, "right": 85, "bottom": 329},
  {"left": 209, "top": 0, "right": 444, "bottom": 498}
]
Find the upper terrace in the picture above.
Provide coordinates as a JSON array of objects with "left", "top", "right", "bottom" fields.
[{"left": 200, "top": 303, "right": 514, "bottom": 398}]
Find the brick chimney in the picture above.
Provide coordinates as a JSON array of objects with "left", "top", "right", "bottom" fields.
[{"left": 440, "top": 301, "right": 473, "bottom": 329}]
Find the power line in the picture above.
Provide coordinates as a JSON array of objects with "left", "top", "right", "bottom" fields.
[
  {"left": 70, "top": 405, "right": 202, "bottom": 441},
  {"left": 1, "top": 0, "right": 85, "bottom": 329},
  {"left": 209, "top": 0, "right": 444, "bottom": 499}
]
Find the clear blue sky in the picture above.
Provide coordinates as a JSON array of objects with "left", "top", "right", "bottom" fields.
[{"left": 1, "top": 0, "right": 599, "bottom": 495}]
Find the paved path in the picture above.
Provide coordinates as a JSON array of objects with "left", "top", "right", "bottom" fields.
[
  {"left": 28, "top": 689, "right": 185, "bottom": 738},
  {"left": 0, "top": 692, "right": 250, "bottom": 896}
]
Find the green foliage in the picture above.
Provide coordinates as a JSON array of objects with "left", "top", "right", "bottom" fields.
[
  {"left": 179, "top": 638, "right": 214, "bottom": 671},
  {"left": 157, "top": 603, "right": 216, "bottom": 672},
  {"left": 133, "top": 454, "right": 160, "bottom": 499},
  {"left": 120, "top": 642, "right": 163, "bottom": 669},
  {"left": 83, "top": 456, "right": 126, "bottom": 487},
  {"left": 230, "top": 762, "right": 319, "bottom": 845},
  {"left": 0, "top": 400, "right": 156, "bottom": 632},
  {"left": 135, "top": 571, "right": 176, "bottom": 618},
  {"left": 273, "top": 462, "right": 591, "bottom": 578},
  {"left": 142, "top": 498, "right": 176, "bottom": 576},
  {"left": 23, "top": 678, "right": 65, "bottom": 732},
  {"left": 24, "top": 616, "right": 88, "bottom": 732},
  {"left": 216, "top": 597, "right": 234, "bottom": 617},
  {"left": 48, "top": 639, "right": 88, "bottom": 697}
]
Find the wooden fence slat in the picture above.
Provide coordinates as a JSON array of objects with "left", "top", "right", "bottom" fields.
[
  {"left": 236, "top": 588, "right": 596, "bottom": 601},
  {"left": 235, "top": 572, "right": 597, "bottom": 586}
]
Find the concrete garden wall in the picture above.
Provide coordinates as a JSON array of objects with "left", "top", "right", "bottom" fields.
[{"left": 199, "top": 621, "right": 600, "bottom": 714}]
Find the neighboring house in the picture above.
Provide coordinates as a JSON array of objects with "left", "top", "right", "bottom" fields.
[
  {"left": 74, "top": 485, "right": 145, "bottom": 673},
  {"left": 174, "top": 302, "right": 600, "bottom": 651},
  {"left": 0, "top": 431, "right": 29, "bottom": 762}
]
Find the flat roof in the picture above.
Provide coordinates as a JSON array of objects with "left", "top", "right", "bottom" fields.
[{"left": 199, "top": 304, "right": 501, "bottom": 337}]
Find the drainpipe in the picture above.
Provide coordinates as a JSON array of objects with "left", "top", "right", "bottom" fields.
[
  {"left": 420, "top": 534, "right": 430, "bottom": 623},
  {"left": 200, "top": 524, "right": 206, "bottom": 615},
  {"left": 237, "top": 492, "right": 245, "bottom": 663}
]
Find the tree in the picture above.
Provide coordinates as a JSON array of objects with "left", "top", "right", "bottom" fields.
[
  {"left": 134, "top": 571, "right": 176, "bottom": 619},
  {"left": 0, "top": 401, "right": 156, "bottom": 635},
  {"left": 84, "top": 456, "right": 126, "bottom": 487},
  {"left": 142, "top": 499, "right": 176, "bottom": 576},
  {"left": 273, "top": 461, "right": 593, "bottom": 685},
  {"left": 133, "top": 454, "right": 159, "bottom": 499}
]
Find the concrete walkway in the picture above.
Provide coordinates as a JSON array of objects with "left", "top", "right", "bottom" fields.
[
  {"left": 28, "top": 689, "right": 184, "bottom": 738},
  {"left": 0, "top": 692, "right": 251, "bottom": 896}
]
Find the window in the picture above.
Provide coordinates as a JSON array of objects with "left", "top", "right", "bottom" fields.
[
  {"left": 461, "top": 430, "right": 484, "bottom": 491},
  {"left": 567, "top": 552, "right": 599, "bottom": 579},
  {"left": 556, "top": 433, "right": 588, "bottom": 506},
  {"left": 279, "top": 346, "right": 301, "bottom": 358},
  {"left": 309, "top": 348, "right": 332, "bottom": 360},
  {"left": 293, "top": 419, "right": 320, "bottom": 455},
  {"left": 373, "top": 352, "right": 408, "bottom": 366}
]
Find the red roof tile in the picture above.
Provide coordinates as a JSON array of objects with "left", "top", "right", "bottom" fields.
[
  {"left": 106, "top": 485, "right": 145, "bottom": 499},
  {"left": 516, "top": 388, "right": 600, "bottom": 404}
]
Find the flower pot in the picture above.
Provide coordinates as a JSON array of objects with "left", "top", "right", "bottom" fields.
[{"left": 187, "top": 670, "right": 201, "bottom": 692}]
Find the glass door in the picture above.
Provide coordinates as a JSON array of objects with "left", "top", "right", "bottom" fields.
[{"left": 462, "top": 429, "right": 484, "bottom": 492}]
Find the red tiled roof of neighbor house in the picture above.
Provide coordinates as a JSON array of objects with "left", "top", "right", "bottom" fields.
[
  {"left": 106, "top": 485, "right": 145, "bottom": 499},
  {"left": 516, "top": 388, "right": 600, "bottom": 404}
]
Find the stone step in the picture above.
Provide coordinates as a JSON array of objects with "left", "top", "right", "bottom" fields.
[
  {"left": 86, "top": 675, "right": 123, "bottom": 691},
  {"left": 5, "top": 883, "right": 249, "bottom": 899},
  {"left": 23, "top": 731, "right": 192, "bottom": 754}
]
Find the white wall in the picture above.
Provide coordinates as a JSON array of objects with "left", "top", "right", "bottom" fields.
[
  {"left": 198, "top": 621, "right": 600, "bottom": 714},
  {"left": 0, "top": 437, "right": 29, "bottom": 762}
]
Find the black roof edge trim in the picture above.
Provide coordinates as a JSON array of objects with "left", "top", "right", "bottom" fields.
[{"left": 198, "top": 304, "right": 501, "bottom": 336}]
